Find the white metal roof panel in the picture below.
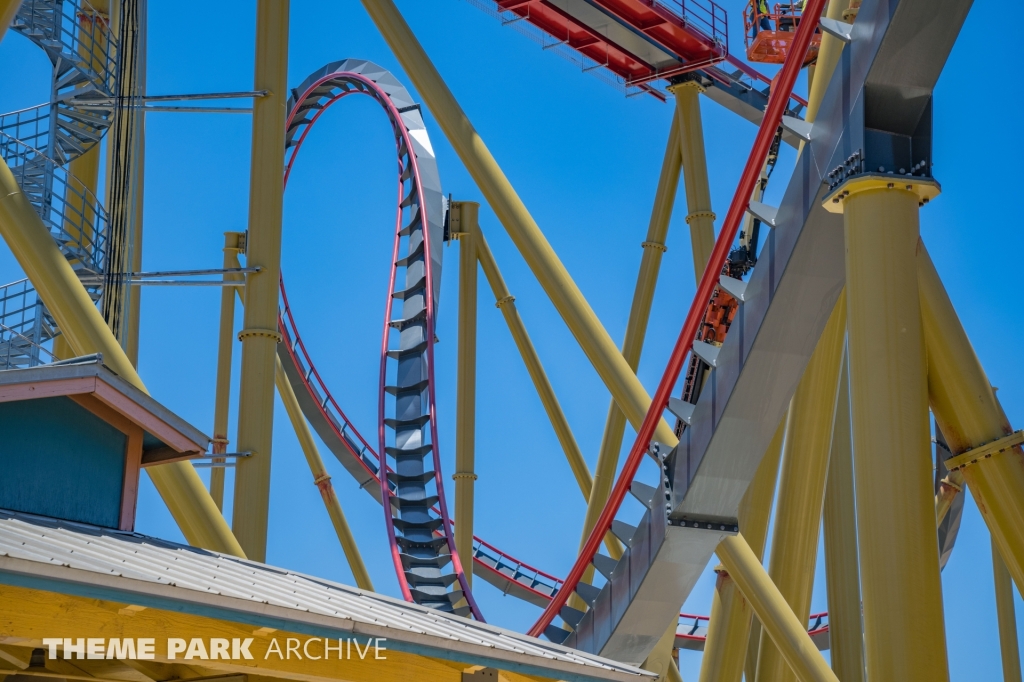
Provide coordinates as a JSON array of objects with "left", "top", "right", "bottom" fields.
[{"left": 0, "top": 510, "right": 652, "bottom": 682}]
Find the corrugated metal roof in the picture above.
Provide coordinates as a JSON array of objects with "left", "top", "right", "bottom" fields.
[{"left": 0, "top": 510, "right": 652, "bottom": 682}]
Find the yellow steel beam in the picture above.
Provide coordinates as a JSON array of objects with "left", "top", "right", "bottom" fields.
[
  {"left": 717, "top": 534, "right": 839, "bottom": 682},
  {"left": 993, "top": 537, "right": 1023, "bottom": 682},
  {"left": 209, "top": 233, "right": 246, "bottom": 510},
  {"left": 274, "top": 355, "right": 375, "bottom": 591},
  {"left": 0, "top": 0, "right": 23, "bottom": 38},
  {"left": 123, "top": 0, "right": 146, "bottom": 367},
  {"left": 822, "top": 356, "right": 864, "bottom": 682},
  {"left": 640, "top": 619, "right": 684, "bottom": 682},
  {"left": 475, "top": 225, "right": 624, "bottom": 561},
  {"left": 918, "top": 243, "right": 1024, "bottom": 594},
  {"left": 0, "top": 162, "right": 243, "bottom": 557},
  {"left": 232, "top": 0, "right": 290, "bottom": 562},
  {"left": 475, "top": 226, "right": 592, "bottom": 500},
  {"left": 700, "top": 415, "right": 785, "bottom": 682},
  {"left": 702, "top": 567, "right": 746, "bottom": 682},
  {"left": 586, "top": 120, "right": 681, "bottom": 559},
  {"left": 744, "top": 417, "right": 789, "bottom": 682},
  {"left": 224, "top": 249, "right": 372, "bottom": 587},
  {"left": 358, "top": 0, "right": 677, "bottom": 449},
  {"left": 935, "top": 468, "right": 964, "bottom": 527},
  {"left": 806, "top": 0, "right": 849, "bottom": 124},
  {"left": 667, "top": 81, "right": 715, "bottom": 278},
  {"left": 838, "top": 182, "right": 949, "bottom": 680},
  {"left": 452, "top": 201, "right": 480, "bottom": 586},
  {"left": 755, "top": 292, "right": 846, "bottom": 682}
]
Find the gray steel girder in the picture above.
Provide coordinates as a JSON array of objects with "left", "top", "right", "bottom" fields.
[
  {"left": 560, "top": 0, "right": 973, "bottom": 664},
  {"left": 669, "top": 0, "right": 972, "bottom": 525}
]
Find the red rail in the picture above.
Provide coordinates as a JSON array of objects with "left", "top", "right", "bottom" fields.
[
  {"left": 279, "top": 68, "right": 482, "bottom": 620},
  {"left": 487, "top": 0, "right": 727, "bottom": 87},
  {"left": 527, "top": 0, "right": 828, "bottom": 637}
]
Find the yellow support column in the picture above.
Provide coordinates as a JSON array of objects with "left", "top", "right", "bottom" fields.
[
  {"left": 123, "top": 0, "right": 146, "bottom": 366},
  {"left": 359, "top": 0, "right": 677, "bottom": 448},
  {"left": 700, "top": 415, "right": 785, "bottom": 682},
  {"left": 274, "top": 356, "right": 374, "bottom": 591},
  {"left": 585, "top": 121, "right": 680, "bottom": 556},
  {"left": 919, "top": 244, "right": 1024, "bottom": 593},
  {"left": 668, "top": 80, "right": 715, "bottom": 277},
  {"left": 993, "top": 537, "right": 1023, "bottom": 682},
  {"left": 0, "top": 164, "right": 243, "bottom": 558},
  {"left": 822, "top": 357, "right": 865, "bottom": 682},
  {"left": 232, "top": 0, "right": 289, "bottom": 562},
  {"left": 755, "top": 293, "right": 846, "bottom": 682},
  {"left": 806, "top": 0, "right": 848, "bottom": 124},
  {"left": 452, "top": 201, "right": 479, "bottom": 585},
  {"left": 209, "top": 233, "right": 246, "bottom": 510},
  {"left": 830, "top": 179, "right": 949, "bottom": 681},
  {"left": 717, "top": 534, "right": 840, "bottom": 682}
]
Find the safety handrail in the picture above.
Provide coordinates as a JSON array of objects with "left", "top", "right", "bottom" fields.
[
  {"left": 653, "top": 0, "right": 728, "bottom": 47},
  {"left": 0, "top": 131, "right": 109, "bottom": 275},
  {"left": 528, "top": 0, "right": 828, "bottom": 637}
]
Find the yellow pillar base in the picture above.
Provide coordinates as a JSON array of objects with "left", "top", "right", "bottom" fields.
[{"left": 833, "top": 176, "right": 949, "bottom": 681}]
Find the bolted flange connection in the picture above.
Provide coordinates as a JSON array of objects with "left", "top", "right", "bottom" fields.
[
  {"left": 822, "top": 173, "right": 941, "bottom": 213},
  {"left": 237, "top": 328, "right": 283, "bottom": 342}
]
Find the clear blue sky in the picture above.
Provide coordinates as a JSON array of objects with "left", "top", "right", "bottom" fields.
[{"left": 1, "top": 1, "right": 1021, "bottom": 679}]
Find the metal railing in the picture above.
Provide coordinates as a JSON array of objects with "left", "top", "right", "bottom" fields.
[
  {"left": 655, "top": 0, "right": 729, "bottom": 50},
  {"left": 0, "top": 132, "right": 108, "bottom": 277}
]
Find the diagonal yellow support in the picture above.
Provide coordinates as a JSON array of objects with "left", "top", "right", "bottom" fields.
[
  {"left": 993, "top": 536, "right": 1023, "bottom": 682},
  {"left": 822, "top": 356, "right": 865, "bottom": 682},
  {"left": 586, "top": 120, "right": 681, "bottom": 558},
  {"left": 476, "top": 225, "right": 624, "bottom": 560},
  {"left": 359, "top": 0, "right": 677, "bottom": 450},
  {"left": 919, "top": 243, "right": 1024, "bottom": 597},
  {"left": 274, "top": 355, "right": 375, "bottom": 592},
  {"left": 0, "top": 159, "right": 243, "bottom": 558},
  {"left": 475, "top": 227, "right": 592, "bottom": 501},
  {"left": 0, "top": 0, "right": 23, "bottom": 39},
  {"left": 717, "top": 534, "right": 839, "bottom": 682}
]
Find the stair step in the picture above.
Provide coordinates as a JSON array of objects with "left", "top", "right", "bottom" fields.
[
  {"left": 544, "top": 625, "right": 570, "bottom": 644},
  {"left": 388, "top": 308, "right": 427, "bottom": 330},
  {"left": 629, "top": 481, "right": 659, "bottom": 509},
  {"left": 559, "top": 605, "right": 586, "bottom": 629},
  {"left": 611, "top": 520, "right": 638, "bottom": 547},
  {"left": 386, "top": 340, "right": 427, "bottom": 359},
  {"left": 384, "top": 378, "right": 429, "bottom": 395},
  {"left": 592, "top": 553, "right": 620, "bottom": 580},
  {"left": 392, "top": 276, "right": 426, "bottom": 300},
  {"left": 575, "top": 582, "right": 601, "bottom": 607}
]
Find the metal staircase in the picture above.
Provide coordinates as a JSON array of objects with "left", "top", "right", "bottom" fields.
[{"left": 0, "top": 0, "right": 118, "bottom": 367}]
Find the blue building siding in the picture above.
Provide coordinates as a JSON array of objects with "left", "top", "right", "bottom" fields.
[{"left": 0, "top": 397, "right": 125, "bottom": 528}]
